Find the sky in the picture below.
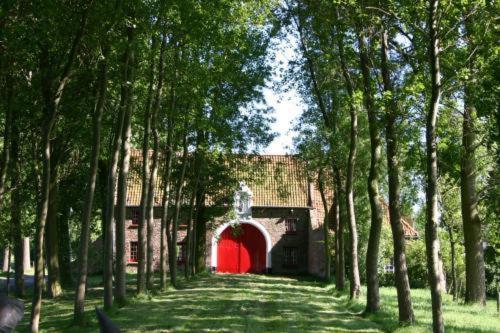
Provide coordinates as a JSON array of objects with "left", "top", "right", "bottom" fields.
[
  {"left": 261, "top": 87, "right": 303, "bottom": 155},
  {"left": 260, "top": 34, "right": 303, "bottom": 155}
]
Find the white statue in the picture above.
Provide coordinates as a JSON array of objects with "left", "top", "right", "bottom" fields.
[{"left": 234, "top": 181, "right": 253, "bottom": 217}]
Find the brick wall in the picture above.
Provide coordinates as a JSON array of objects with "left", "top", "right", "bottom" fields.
[
  {"left": 125, "top": 207, "right": 166, "bottom": 270},
  {"left": 206, "top": 207, "right": 312, "bottom": 275},
  {"left": 123, "top": 206, "right": 325, "bottom": 278}
]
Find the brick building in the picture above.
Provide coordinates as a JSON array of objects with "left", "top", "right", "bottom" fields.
[{"left": 122, "top": 153, "right": 418, "bottom": 278}]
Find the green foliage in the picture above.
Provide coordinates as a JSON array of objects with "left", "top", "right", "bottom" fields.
[
  {"left": 378, "top": 224, "right": 427, "bottom": 289},
  {"left": 405, "top": 240, "right": 428, "bottom": 289}
]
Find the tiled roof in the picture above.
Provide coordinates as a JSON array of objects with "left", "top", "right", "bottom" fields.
[
  {"left": 125, "top": 151, "right": 310, "bottom": 208},
  {"left": 379, "top": 200, "right": 419, "bottom": 238},
  {"left": 126, "top": 150, "right": 163, "bottom": 207},
  {"left": 232, "top": 155, "right": 310, "bottom": 207}
]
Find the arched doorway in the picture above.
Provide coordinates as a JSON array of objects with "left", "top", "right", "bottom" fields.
[{"left": 215, "top": 223, "right": 268, "bottom": 273}]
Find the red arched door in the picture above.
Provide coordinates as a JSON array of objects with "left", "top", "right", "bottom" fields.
[{"left": 217, "top": 223, "right": 266, "bottom": 273}]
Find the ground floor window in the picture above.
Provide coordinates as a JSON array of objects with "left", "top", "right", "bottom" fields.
[
  {"left": 282, "top": 246, "right": 297, "bottom": 268},
  {"left": 177, "top": 242, "right": 186, "bottom": 263},
  {"left": 383, "top": 257, "right": 394, "bottom": 273},
  {"left": 129, "top": 241, "right": 138, "bottom": 262}
]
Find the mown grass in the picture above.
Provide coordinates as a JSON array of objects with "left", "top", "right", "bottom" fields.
[
  {"left": 345, "top": 286, "right": 499, "bottom": 333},
  {"left": 10, "top": 273, "right": 499, "bottom": 332},
  {"left": 14, "top": 273, "right": 381, "bottom": 332}
]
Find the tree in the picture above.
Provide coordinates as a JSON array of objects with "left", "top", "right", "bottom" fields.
[
  {"left": 30, "top": 4, "right": 91, "bottom": 331},
  {"left": 74, "top": 43, "right": 109, "bottom": 324},
  {"left": 461, "top": 6, "right": 486, "bottom": 306},
  {"left": 146, "top": 28, "right": 166, "bottom": 291},
  {"left": 380, "top": 26, "right": 415, "bottom": 324},
  {"left": 9, "top": 104, "right": 24, "bottom": 299},
  {"left": 102, "top": 23, "right": 135, "bottom": 311},
  {"left": 169, "top": 131, "right": 189, "bottom": 288},
  {"left": 424, "top": 0, "right": 444, "bottom": 331},
  {"left": 357, "top": 19, "right": 384, "bottom": 313},
  {"left": 138, "top": 24, "right": 157, "bottom": 295}
]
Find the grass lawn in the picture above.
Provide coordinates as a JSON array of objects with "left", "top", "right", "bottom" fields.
[
  {"left": 11, "top": 273, "right": 500, "bottom": 332},
  {"left": 348, "top": 287, "right": 499, "bottom": 333},
  {"left": 14, "top": 273, "right": 382, "bottom": 332}
]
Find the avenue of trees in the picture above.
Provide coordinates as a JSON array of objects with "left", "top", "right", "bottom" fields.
[
  {"left": 288, "top": 0, "right": 498, "bottom": 332},
  {"left": 0, "top": 1, "right": 498, "bottom": 333}
]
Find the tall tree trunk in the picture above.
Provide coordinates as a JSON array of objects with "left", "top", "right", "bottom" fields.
[
  {"left": 30, "top": 116, "right": 56, "bottom": 333},
  {"left": 5, "top": 245, "right": 11, "bottom": 294},
  {"left": 58, "top": 201, "right": 72, "bottom": 287},
  {"left": 425, "top": 1, "right": 444, "bottom": 331},
  {"left": 337, "top": 32, "right": 360, "bottom": 299},
  {"left": 10, "top": 110, "right": 24, "bottom": 298},
  {"left": 184, "top": 185, "right": 196, "bottom": 279},
  {"left": 147, "top": 32, "right": 166, "bottom": 290},
  {"left": 103, "top": 25, "right": 134, "bottom": 310},
  {"left": 115, "top": 93, "right": 133, "bottom": 305},
  {"left": 2, "top": 247, "right": 9, "bottom": 272},
  {"left": 194, "top": 191, "right": 207, "bottom": 274},
  {"left": 358, "top": 28, "right": 384, "bottom": 313},
  {"left": 185, "top": 159, "right": 200, "bottom": 280},
  {"left": 115, "top": 29, "right": 136, "bottom": 304},
  {"left": 160, "top": 121, "right": 173, "bottom": 291},
  {"left": 0, "top": 83, "right": 12, "bottom": 202},
  {"left": 461, "top": 16, "right": 486, "bottom": 306},
  {"left": 317, "top": 172, "right": 331, "bottom": 282},
  {"left": 446, "top": 225, "right": 457, "bottom": 301},
  {"left": 46, "top": 157, "right": 62, "bottom": 299},
  {"left": 334, "top": 168, "right": 345, "bottom": 291},
  {"left": 169, "top": 133, "right": 189, "bottom": 288},
  {"left": 138, "top": 33, "right": 158, "bottom": 295},
  {"left": 146, "top": 108, "right": 159, "bottom": 291},
  {"left": 74, "top": 45, "right": 108, "bottom": 324},
  {"left": 190, "top": 190, "right": 201, "bottom": 277},
  {"left": 30, "top": 7, "right": 89, "bottom": 331},
  {"left": 23, "top": 237, "right": 31, "bottom": 271},
  {"left": 380, "top": 28, "right": 415, "bottom": 324}
]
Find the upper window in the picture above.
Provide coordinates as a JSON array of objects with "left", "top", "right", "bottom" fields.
[
  {"left": 131, "top": 208, "right": 140, "bottom": 226},
  {"left": 283, "top": 247, "right": 298, "bottom": 268},
  {"left": 285, "top": 218, "right": 298, "bottom": 234},
  {"left": 129, "top": 241, "right": 138, "bottom": 263}
]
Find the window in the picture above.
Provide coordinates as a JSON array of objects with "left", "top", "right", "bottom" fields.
[
  {"left": 177, "top": 242, "right": 186, "bottom": 263},
  {"left": 131, "top": 208, "right": 140, "bottom": 226},
  {"left": 283, "top": 247, "right": 298, "bottom": 268},
  {"left": 384, "top": 257, "right": 395, "bottom": 273},
  {"left": 285, "top": 218, "right": 298, "bottom": 234},
  {"left": 129, "top": 241, "right": 138, "bottom": 263}
]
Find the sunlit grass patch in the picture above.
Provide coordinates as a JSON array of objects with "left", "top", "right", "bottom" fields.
[{"left": 346, "top": 286, "right": 499, "bottom": 333}]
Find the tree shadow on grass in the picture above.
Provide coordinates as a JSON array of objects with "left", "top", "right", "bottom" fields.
[
  {"left": 111, "top": 274, "right": 382, "bottom": 332},
  {"left": 15, "top": 273, "right": 382, "bottom": 332},
  {"left": 351, "top": 287, "right": 500, "bottom": 333}
]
